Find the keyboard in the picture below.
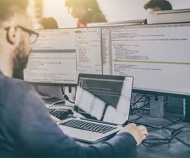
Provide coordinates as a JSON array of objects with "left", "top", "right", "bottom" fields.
[
  {"left": 61, "top": 119, "right": 116, "bottom": 134},
  {"left": 49, "top": 108, "right": 72, "bottom": 120}
]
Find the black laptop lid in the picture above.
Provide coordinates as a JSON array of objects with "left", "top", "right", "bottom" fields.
[{"left": 73, "top": 74, "right": 133, "bottom": 125}]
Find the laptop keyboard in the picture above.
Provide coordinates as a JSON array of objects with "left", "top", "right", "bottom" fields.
[
  {"left": 61, "top": 119, "right": 116, "bottom": 134},
  {"left": 49, "top": 108, "right": 72, "bottom": 120}
]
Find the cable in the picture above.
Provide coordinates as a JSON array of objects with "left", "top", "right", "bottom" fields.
[
  {"left": 64, "top": 95, "right": 75, "bottom": 104},
  {"left": 174, "top": 125, "right": 190, "bottom": 147},
  {"left": 142, "top": 127, "right": 182, "bottom": 147},
  {"left": 131, "top": 101, "right": 150, "bottom": 111},
  {"left": 43, "top": 97, "right": 66, "bottom": 109},
  {"left": 130, "top": 94, "right": 150, "bottom": 115},
  {"left": 131, "top": 94, "right": 146, "bottom": 106},
  {"left": 61, "top": 86, "right": 75, "bottom": 104},
  {"left": 142, "top": 129, "right": 172, "bottom": 147},
  {"left": 49, "top": 99, "right": 65, "bottom": 107},
  {"left": 142, "top": 124, "right": 190, "bottom": 147}
]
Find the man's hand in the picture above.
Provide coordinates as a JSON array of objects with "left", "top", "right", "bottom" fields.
[{"left": 118, "top": 123, "right": 148, "bottom": 145}]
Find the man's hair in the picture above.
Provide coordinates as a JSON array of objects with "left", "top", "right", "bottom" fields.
[
  {"left": 0, "top": 0, "right": 28, "bottom": 23},
  {"left": 144, "top": 0, "right": 172, "bottom": 10}
]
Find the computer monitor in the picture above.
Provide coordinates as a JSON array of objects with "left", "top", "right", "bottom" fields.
[
  {"left": 24, "top": 27, "right": 102, "bottom": 86},
  {"left": 101, "top": 23, "right": 190, "bottom": 97}
]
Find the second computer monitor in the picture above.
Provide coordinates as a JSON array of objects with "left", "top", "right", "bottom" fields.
[
  {"left": 24, "top": 27, "right": 102, "bottom": 85},
  {"left": 101, "top": 23, "right": 190, "bottom": 97}
]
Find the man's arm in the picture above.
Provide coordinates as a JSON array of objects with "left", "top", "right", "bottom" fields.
[{"left": 9, "top": 82, "right": 146, "bottom": 157}]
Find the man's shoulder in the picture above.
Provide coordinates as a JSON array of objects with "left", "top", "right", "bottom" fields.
[
  {"left": 0, "top": 73, "right": 33, "bottom": 95},
  {"left": 0, "top": 73, "right": 44, "bottom": 110}
]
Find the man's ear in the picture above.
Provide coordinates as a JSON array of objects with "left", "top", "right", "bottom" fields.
[{"left": 6, "top": 26, "right": 18, "bottom": 45}]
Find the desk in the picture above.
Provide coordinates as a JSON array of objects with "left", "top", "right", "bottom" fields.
[
  {"left": 129, "top": 122, "right": 190, "bottom": 158},
  {"left": 56, "top": 104, "right": 190, "bottom": 157},
  {"left": 74, "top": 121, "right": 190, "bottom": 158}
]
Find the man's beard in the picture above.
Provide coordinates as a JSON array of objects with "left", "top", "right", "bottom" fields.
[{"left": 12, "top": 39, "right": 29, "bottom": 80}]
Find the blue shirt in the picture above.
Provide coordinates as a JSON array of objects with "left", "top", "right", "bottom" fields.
[{"left": 0, "top": 72, "right": 136, "bottom": 157}]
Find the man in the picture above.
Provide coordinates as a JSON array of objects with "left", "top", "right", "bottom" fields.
[
  {"left": 0, "top": 0, "right": 148, "bottom": 157},
  {"left": 144, "top": 0, "right": 173, "bottom": 13}
]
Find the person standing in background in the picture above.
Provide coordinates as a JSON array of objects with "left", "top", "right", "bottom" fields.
[
  {"left": 65, "top": 0, "right": 107, "bottom": 27},
  {"left": 144, "top": 0, "right": 172, "bottom": 13}
]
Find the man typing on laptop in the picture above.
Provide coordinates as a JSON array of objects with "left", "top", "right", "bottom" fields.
[
  {"left": 59, "top": 74, "right": 139, "bottom": 143},
  {"left": 0, "top": 0, "right": 148, "bottom": 157}
]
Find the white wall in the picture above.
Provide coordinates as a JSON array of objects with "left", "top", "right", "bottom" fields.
[
  {"left": 42, "top": 0, "right": 76, "bottom": 28},
  {"left": 43, "top": 0, "right": 190, "bottom": 28},
  {"left": 97, "top": 0, "right": 148, "bottom": 22}
]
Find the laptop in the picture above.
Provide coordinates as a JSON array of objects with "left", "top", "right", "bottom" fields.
[{"left": 58, "top": 74, "right": 134, "bottom": 143}]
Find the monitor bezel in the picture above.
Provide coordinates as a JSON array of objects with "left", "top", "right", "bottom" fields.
[
  {"left": 28, "top": 81, "right": 77, "bottom": 87},
  {"left": 132, "top": 88, "right": 190, "bottom": 98}
]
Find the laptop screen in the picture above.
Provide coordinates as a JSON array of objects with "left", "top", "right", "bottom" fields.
[{"left": 74, "top": 74, "right": 133, "bottom": 125}]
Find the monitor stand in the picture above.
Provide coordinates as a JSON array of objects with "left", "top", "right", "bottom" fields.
[
  {"left": 149, "top": 96, "right": 164, "bottom": 117},
  {"left": 134, "top": 96, "right": 182, "bottom": 128}
]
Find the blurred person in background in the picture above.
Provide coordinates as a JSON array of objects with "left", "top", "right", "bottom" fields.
[
  {"left": 65, "top": 0, "right": 107, "bottom": 27},
  {"left": 39, "top": 17, "right": 59, "bottom": 29},
  {"left": 144, "top": 0, "right": 172, "bottom": 13}
]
